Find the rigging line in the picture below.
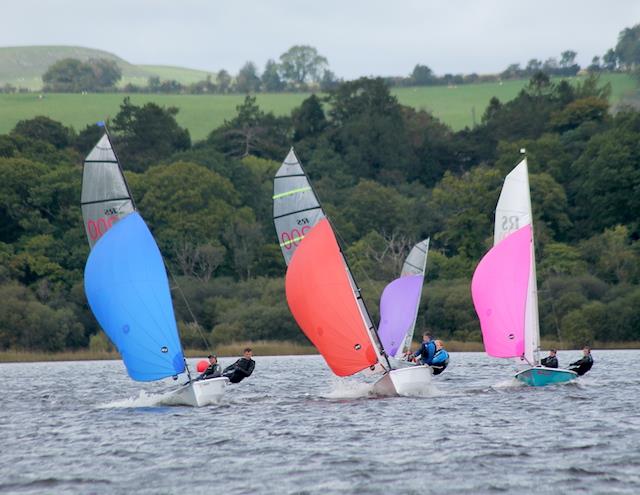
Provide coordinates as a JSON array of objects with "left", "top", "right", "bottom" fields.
[
  {"left": 165, "top": 263, "right": 212, "bottom": 355},
  {"left": 331, "top": 223, "right": 392, "bottom": 371}
]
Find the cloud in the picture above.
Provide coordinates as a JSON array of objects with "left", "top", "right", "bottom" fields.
[{"left": 3, "top": 0, "right": 639, "bottom": 77}]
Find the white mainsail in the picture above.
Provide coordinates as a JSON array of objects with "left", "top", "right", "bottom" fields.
[{"left": 494, "top": 158, "right": 540, "bottom": 365}]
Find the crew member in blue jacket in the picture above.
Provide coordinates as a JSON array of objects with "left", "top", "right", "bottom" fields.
[
  {"left": 431, "top": 340, "right": 450, "bottom": 375},
  {"left": 413, "top": 332, "right": 436, "bottom": 365}
]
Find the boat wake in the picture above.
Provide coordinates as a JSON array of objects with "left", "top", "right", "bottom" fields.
[
  {"left": 490, "top": 378, "right": 525, "bottom": 390},
  {"left": 323, "top": 378, "right": 374, "bottom": 399},
  {"left": 322, "top": 376, "right": 442, "bottom": 399},
  {"left": 97, "top": 389, "right": 193, "bottom": 409}
]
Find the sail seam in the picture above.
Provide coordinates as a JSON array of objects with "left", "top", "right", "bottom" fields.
[
  {"left": 274, "top": 173, "right": 306, "bottom": 178},
  {"left": 273, "top": 206, "right": 321, "bottom": 220}
]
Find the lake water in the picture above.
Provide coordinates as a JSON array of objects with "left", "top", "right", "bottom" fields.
[{"left": 1, "top": 351, "right": 639, "bottom": 494}]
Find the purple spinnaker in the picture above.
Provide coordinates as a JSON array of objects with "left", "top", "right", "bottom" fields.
[
  {"left": 471, "top": 225, "right": 532, "bottom": 359},
  {"left": 378, "top": 275, "right": 424, "bottom": 357}
]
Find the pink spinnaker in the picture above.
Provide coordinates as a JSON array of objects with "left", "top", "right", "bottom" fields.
[{"left": 471, "top": 225, "right": 532, "bottom": 359}]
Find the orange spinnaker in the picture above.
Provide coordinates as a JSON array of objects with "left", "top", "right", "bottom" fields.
[{"left": 285, "top": 218, "right": 378, "bottom": 376}]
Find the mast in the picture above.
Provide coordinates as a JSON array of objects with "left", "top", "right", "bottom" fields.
[{"left": 520, "top": 151, "right": 541, "bottom": 365}]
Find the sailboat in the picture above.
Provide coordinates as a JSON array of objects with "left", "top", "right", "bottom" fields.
[
  {"left": 273, "top": 148, "right": 432, "bottom": 395},
  {"left": 470, "top": 154, "right": 577, "bottom": 386},
  {"left": 81, "top": 129, "right": 228, "bottom": 406},
  {"left": 378, "top": 238, "right": 430, "bottom": 366}
]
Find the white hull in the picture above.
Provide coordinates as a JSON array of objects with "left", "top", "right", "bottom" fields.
[
  {"left": 372, "top": 365, "right": 433, "bottom": 396},
  {"left": 167, "top": 377, "right": 228, "bottom": 406}
]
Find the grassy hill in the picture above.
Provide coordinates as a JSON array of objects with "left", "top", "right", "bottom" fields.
[
  {"left": 0, "top": 73, "right": 635, "bottom": 141},
  {"left": 0, "top": 45, "right": 214, "bottom": 90}
]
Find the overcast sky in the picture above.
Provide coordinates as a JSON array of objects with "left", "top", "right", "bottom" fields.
[{"left": 3, "top": 1, "right": 640, "bottom": 78}]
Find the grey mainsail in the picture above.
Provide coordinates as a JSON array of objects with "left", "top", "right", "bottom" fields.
[
  {"left": 273, "top": 148, "right": 325, "bottom": 265},
  {"left": 401, "top": 238, "right": 430, "bottom": 277},
  {"left": 81, "top": 133, "right": 135, "bottom": 248}
]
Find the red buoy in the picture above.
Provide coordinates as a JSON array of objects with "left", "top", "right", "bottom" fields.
[{"left": 196, "top": 360, "right": 209, "bottom": 373}]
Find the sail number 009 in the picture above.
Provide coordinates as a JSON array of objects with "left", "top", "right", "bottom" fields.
[
  {"left": 87, "top": 216, "right": 118, "bottom": 241},
  {"left": 280, "top": 225, "right": 311, "bottom": 250}
]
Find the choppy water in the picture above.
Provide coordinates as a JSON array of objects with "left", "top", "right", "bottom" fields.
[{"left": 1, "top": 351, "right": 639, "bottom": 494}]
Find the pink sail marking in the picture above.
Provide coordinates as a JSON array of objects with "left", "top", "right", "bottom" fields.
[{"left": 471, "top": 225, "right": 532, "bottom": 358}]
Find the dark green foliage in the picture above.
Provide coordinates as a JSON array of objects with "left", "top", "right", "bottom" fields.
[
  {"left": 235, "top": 62, "right": 261, "bottom": 93},
  {"left": 207, "top": 95, "right": 290, "bottom": 159},
  {"left": 0, "top": 73, "right": 639, "bottom": 352},
  {"left": 42, "top": 57, "right": 121, "bottom": 92},
  {"left": 11, "top": 116, "right": 75, "bottom": 149},
  {"left": 110, "top": 97, "right": 191, "bottom": 171}
]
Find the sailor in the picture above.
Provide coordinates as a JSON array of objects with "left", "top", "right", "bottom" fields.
[
  {"left": 222, "top": 348, "right": 256, "bottom": 383},
  {"left": 413, "top": 332, "right": 436, "bottom": 365},
  {"left": 197, "top": 354, "right": 222, "bottom": 380},
  {"left": 568, "top": 346, "right": 594, "bottom": 376},
  {"left": 430, "top": 339, "right": 450, "bottom": 375},
  {"left": 540, "top": 349, "right": 559, "bottom": 368}
]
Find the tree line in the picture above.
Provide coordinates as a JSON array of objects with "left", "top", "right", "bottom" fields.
[
  {"left": 11, "top": 22, "right": 639, "bottom": 96},
  {"left": 0, "top": 68, "right": 638, "bottom": 353}
]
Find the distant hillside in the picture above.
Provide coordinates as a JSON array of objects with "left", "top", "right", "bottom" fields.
[{"left": 0, "top": 46, "right": 214, "bottom": 90}]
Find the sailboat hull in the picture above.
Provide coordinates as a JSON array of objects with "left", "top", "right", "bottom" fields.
[
  {"left": 168, "top": 377, "right": 229, "bottom": 406},
  {"left": 372, "top": 365, "right": 433, "bottom": 396},
  {"left": 515, "top": 366, "right": 578, "bottom": 387}
]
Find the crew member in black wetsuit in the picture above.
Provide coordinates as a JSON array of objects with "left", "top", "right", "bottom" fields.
[
  {"left": 222, "top": 348, "right": 255, "bottom": 383},
  {"left": 569, "top": 346, "right": 594, "bottom": 376},
  {"left": 540, "top": 349, "right": 558, "bottom": 368},
  {"left": 198, "top": 355, "right": 222, "bottom": 380}
]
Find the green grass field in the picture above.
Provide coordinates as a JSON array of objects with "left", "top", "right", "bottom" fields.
[
  {"left": 0, "top": 73, "right": 635, "bottom": 141},
  {"left": 0, "top": 46, "right": 215, "bottom": 91}
]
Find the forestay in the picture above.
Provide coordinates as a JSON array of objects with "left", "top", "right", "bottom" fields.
[
  {"left": 378, "top": 239, "right": 430, "bottom": 358},
  {"left": 84, "top": 212, "right": 185, "bottom": 381},
  {"left": 493, "top": 158, "right": 540, "bottom": 365},
  {"left": 273, "top": 148, "right": 325, "bottom": 265},
  {"left": 81, "top": 133, "right": 135, "bottom": 248}
]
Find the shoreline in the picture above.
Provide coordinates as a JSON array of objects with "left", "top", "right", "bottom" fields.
[{"left": 0, "top": 339, "right": 638, "bottom": 363}]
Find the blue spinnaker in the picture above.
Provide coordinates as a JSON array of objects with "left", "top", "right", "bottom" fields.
[{"left": 84, "top": 212, "right": 185, "bottom": 381}]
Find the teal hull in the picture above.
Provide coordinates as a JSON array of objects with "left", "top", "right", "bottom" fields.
[{"left": 515, "top": 367, "right": 578, "bottom": 387}]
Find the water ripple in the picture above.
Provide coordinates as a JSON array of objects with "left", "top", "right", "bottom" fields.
[{"left": 1, "top": 351, "right": 639, "bottom": 494}]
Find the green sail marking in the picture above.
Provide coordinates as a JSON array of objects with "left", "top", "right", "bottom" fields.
[
  {"left": 279, "top": 235, "right": 305, "bottom": 247},
  {"left": 272, "top": 186, "right": 312, "bottom": 200}
]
